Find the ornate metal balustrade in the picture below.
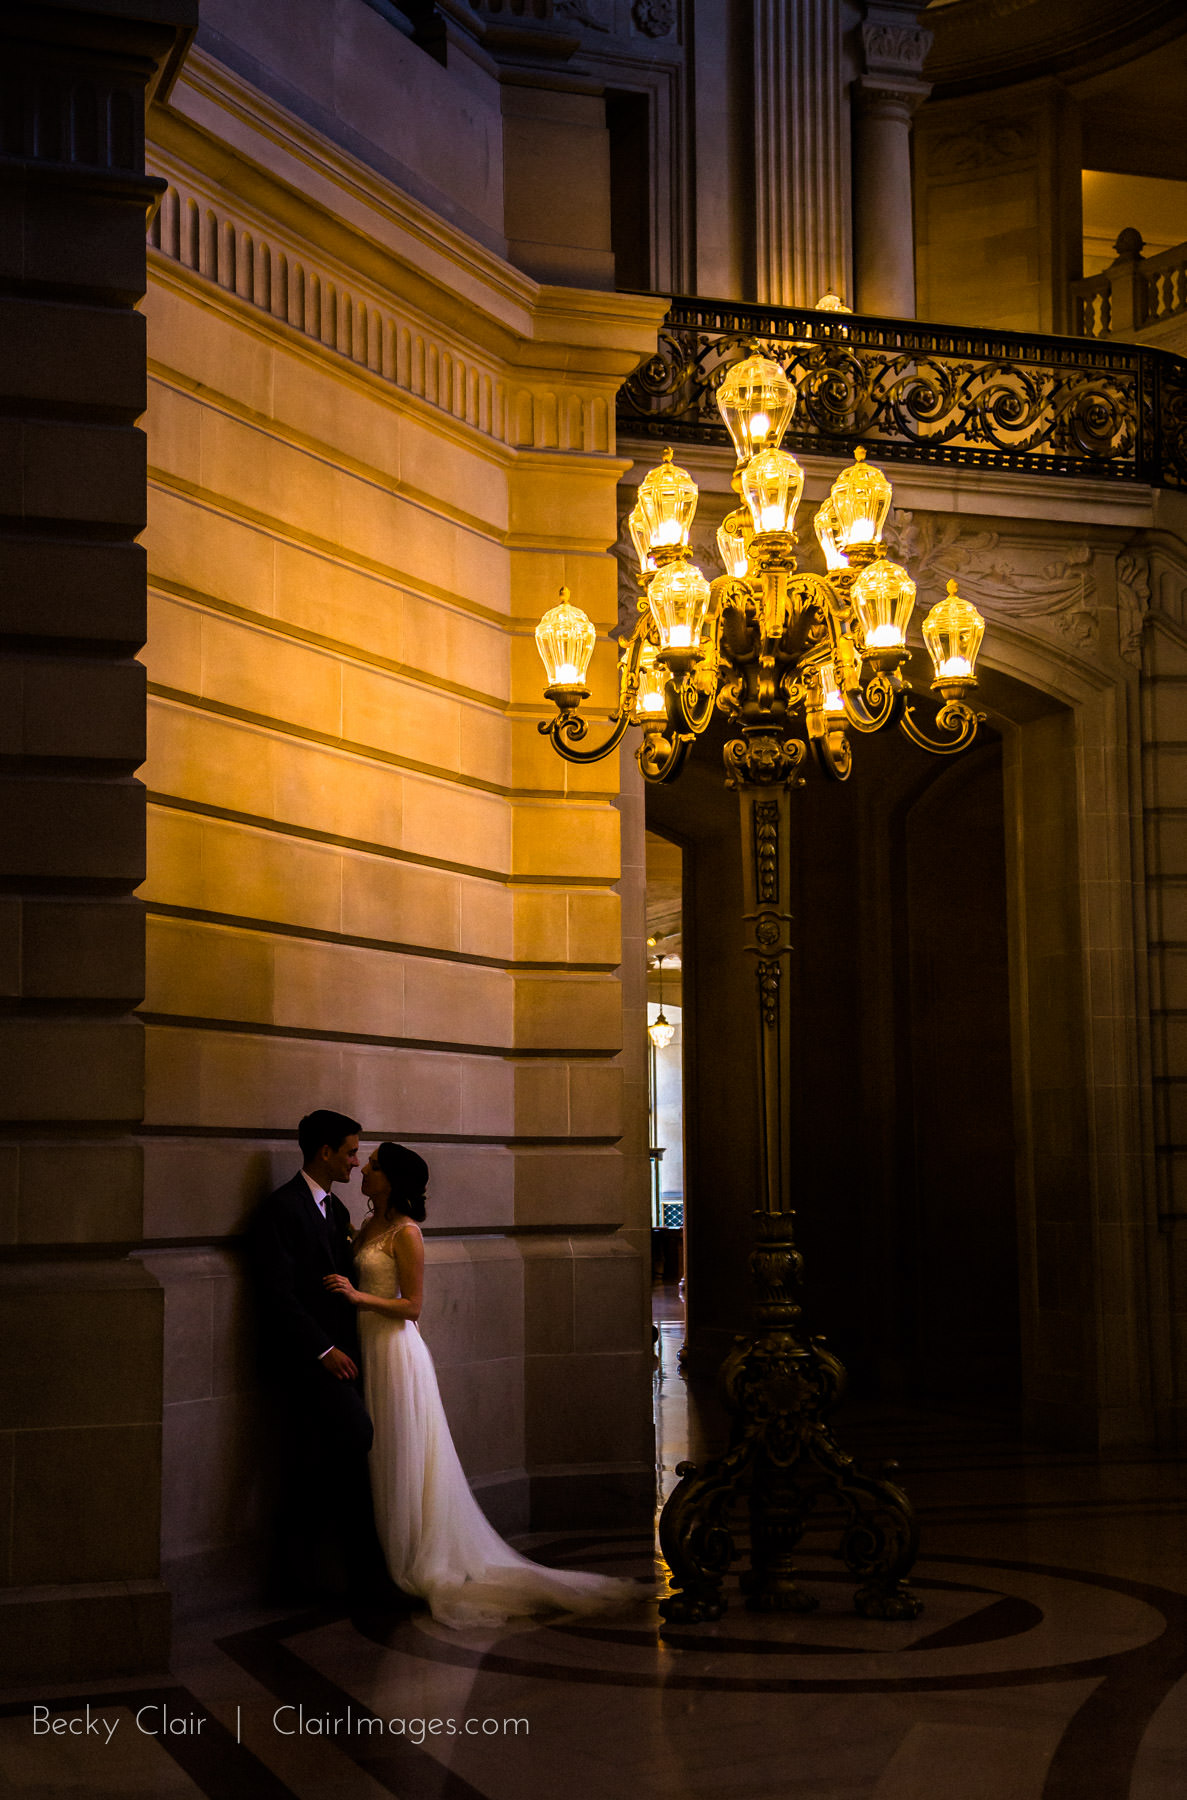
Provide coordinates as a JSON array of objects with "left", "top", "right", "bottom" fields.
[{"left": 618, "top": 296, "right": 1187, "bottom": 488}]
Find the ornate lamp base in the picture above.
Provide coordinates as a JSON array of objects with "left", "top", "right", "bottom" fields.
[{"left": 658, "top": 1210, "right": 922, "bottom": 1626}]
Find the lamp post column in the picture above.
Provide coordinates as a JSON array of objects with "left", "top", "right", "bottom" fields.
[
  {"left": 852, "top": 5, "right": 932, "bottom": 318},
  {"left": 657, "top": 723, "right": 923, "bottom": 1626}
]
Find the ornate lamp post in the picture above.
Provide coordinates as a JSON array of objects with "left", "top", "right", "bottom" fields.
[{"left": 535, "top": 352, "right": 986, "bottom": 1627}]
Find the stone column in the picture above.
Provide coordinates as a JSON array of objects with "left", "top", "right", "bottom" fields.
[
  {"left": 753, "top": 0, "right": 850, "bottom": 309},
  {"left": 852, "top": 3, "right": 932, "bottom": 318},
  {"left": 0, "top": 0, "right": 193, "bottom": 1681}
]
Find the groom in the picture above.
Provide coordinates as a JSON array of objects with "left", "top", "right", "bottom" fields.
[{"left": 248, "top": 1108, "right": 393, "bottom": 1605}]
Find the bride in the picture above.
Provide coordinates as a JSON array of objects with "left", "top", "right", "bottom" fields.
[{"left": 324, "top": 1142, "right": 642, "bottom": 1629}]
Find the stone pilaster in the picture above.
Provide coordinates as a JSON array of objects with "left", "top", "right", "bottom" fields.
[
  {"left": 0, "top": 0, "right": 194, "bottom": 1681},
  {"left": 852, "top": 2, "right": 932, "bottom": 318},
  {"left": 753, "top": 0, "right": 850, "bottom": 309}
]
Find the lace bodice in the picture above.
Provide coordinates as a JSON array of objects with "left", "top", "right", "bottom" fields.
[{"left": 355, "top": 1232, "right": 403, "bottom": 1300}]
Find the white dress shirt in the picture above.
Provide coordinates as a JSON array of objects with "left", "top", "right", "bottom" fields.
[
  {"left": 300, "top": 1169, "right": 337, "bottom": 1359},
  {"left": 300, "top": 1167, "right": 332, "bottom": 1218}
]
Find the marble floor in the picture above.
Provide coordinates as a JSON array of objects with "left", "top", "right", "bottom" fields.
[{"left": 3, "top": 1293, "right": 1187, "bottom": 1799}]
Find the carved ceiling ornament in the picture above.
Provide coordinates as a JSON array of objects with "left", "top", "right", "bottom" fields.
[
  {"left": 632, "top": 0, "right": 675, "bottom": 38},
  {"left": 883, "top": 511, "right": 1099, "bottom": 650}
]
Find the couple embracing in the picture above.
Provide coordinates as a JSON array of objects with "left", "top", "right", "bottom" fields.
[{"left": 249, "top": 1110, "right": 639, "bottom": 1629}]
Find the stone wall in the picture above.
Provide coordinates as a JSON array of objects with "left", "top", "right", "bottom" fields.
[{"left": 136, "top": 27, "right": 664, "bottom": 1608}]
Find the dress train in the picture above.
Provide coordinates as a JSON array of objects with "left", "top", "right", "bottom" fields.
[{"left": 356, "top": 1238, "right": 641, "bottom": 1629}]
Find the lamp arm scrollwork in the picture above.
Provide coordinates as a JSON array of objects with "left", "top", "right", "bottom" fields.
[
  {"left": 537, "top": 705, "right": 632, "bottom": 763},
  {"left": 536, "top": 624, "right": 651, "bottom": 765},
  {"left": 638, "top": 730, "right": 692, "bottom": 783},
  {"left": 898, "top": 697, "right": 984, "bottom": 756},
  {"left": 841, "top": 669, "right": 904, "bottom": 734}
]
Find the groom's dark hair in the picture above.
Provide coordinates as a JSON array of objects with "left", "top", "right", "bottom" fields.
[{"left": 298, "top": 1109, "right": 361, "bottom": 1161}]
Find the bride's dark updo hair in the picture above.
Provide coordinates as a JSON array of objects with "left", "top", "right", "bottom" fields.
[{"left": 375, "top": 1142, "right": 429, "bottom": 1223}]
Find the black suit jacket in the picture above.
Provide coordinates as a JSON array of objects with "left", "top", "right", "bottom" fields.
[{"left": 247, "top": 1171, "right": 362, "bottom": 1379}]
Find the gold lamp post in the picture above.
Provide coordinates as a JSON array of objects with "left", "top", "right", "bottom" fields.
[{"left": 535, "top": 351, "right": 985, "bottom": 1627}]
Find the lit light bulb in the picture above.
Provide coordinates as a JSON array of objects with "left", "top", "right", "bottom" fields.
[
  {"left": 820, "top": 663, "right": 846, "bottom": 714},
  {"left": 938, "top": 655, "right": 972, "bottom": 678},
  {"left": 865, "top": 623, "right": 906, "bottom": 649},
  {"left": 749, "top": 411, "right": 770, "bottom": 441}
]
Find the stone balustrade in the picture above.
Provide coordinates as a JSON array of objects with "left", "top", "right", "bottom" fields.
[{"left": 1072, "top": 228, "right": 1187, "bottom": 342}]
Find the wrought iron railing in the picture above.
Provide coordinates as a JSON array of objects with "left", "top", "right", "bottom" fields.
[{"left": 618, "top": 296, "right": 1187, "bottom": 488}]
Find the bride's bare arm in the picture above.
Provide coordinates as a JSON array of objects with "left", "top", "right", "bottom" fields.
[{"left": 323, "top": 1224, "right": 424, "bottom": 1320}]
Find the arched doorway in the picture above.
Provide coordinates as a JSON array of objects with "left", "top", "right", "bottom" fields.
[{"left": 645, "top": 687, "right": 1040, "bottom": 1421}]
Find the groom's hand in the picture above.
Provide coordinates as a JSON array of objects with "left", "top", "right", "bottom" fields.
[{"left": 321, "top": 1347, "right": 358, "bottom": 1381}]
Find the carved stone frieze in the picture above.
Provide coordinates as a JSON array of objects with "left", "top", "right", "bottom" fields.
[
  {"left": 931, "top": 117, "right": 1038, "bottom": 172},
  {"left": 1116, "top": 550, "right": 1151, "bottom": 666},
  {"left": 632, "top": 0, "right": 676, "bottom": 36},
  {"left": 883, "top": 510, "right": 1099, "bottom": 649},
  {"left": 556, "top": 0, "right": 612, "bottom": 31}
]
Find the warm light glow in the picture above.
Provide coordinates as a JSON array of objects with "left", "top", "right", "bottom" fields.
[
  {"left": 628, "top": 501, "right": 655, "bottom": 574},
  {"left": 819, "top": 662, "right": 846, "bottom": 713},
  {"left": 850, "top": 560, "right": 916, "bottom": 652},
  {"left": 741, "top": 447, "right": 805, "bottom": 537},
  {"left": 636, "top": 662, "right": 668, "bottom": 715},
  {"left": 535, "top": 587, "right": 596, "bottom": 690},
  {"left": 716, "top": 353, "right": 795, "bottom": 464},
  {"left": 647, "top": 563, "right": 712, "bottom": 653},
  {"left": 922, "top": 581, "right": 985, "bottom": 685},
  {"left": 637, "top": 448, "right": 699, "bottom": 554},
  {"left": 649, "top": 1013, "right": 676, "bottom": 1051},
  {"left": 813, "top": 501, "right": 848, "bottom": 572},
  {"left": 829, "top": 446, "right": 892, "bottom": 549},
  {"left": 717, "top": 507, "right": 752, "bottom": 579}
]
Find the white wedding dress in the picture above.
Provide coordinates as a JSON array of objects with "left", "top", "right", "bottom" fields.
[{"left": 356, "top": 1231, "right": 641, "bottom": 1629}]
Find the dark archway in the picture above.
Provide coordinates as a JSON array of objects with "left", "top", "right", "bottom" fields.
[{"left": 646, "top": 696, "right": 1022, "bottom": 1415}]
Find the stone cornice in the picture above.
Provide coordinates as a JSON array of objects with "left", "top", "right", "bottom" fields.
[
  {"left": 146, "top": 48, "right": 666, "bottom": 457},
  {"left": 151, "top": 47, "right": 665, "bottom": 372}
]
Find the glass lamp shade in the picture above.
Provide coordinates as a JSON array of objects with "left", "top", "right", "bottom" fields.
[
  {"left": 715, "top": 352, "right": 795, "bottom": 463},
  {"left": 829, "top": 446, "right": 893, "bottom": 550},
  {"left": 813, "top": 499, "right": 848, "bottom": 572},
  {"left": 637, "top": 447, "right": 698, "bottom": 552},
  {"left": 741, "top": 447, "right": 805, "bottom": 536},
  {"left": 628, "top": 500, "right": 655, "bottom": 575},
  {"left": 634, "top": 646, "right": 669, "bottom": 720},
  {"left": 649, "top": 1011, "right": 675, "bottom": 1051},
  {"left": 850, "top": 560, "right": 916, "bottom": 650},
  {"left": 648, "top": 562, "right": 712, "bottom": 651},
  {"left": 716, "top": 507, "right": 753, "bottom": 579},
  {"left": 819, "top": 660, "right": 846, "bottom": 714},
  {"left": 922, "top": 580, "right": 985, "bottom": 682},
  {"left": 535, "top": 588, "right": 596, "bottom": 689}
]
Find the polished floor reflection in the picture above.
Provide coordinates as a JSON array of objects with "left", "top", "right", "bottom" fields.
[{"left": 3, "top": 1289, "right": 1186, "bottom": 1799}]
